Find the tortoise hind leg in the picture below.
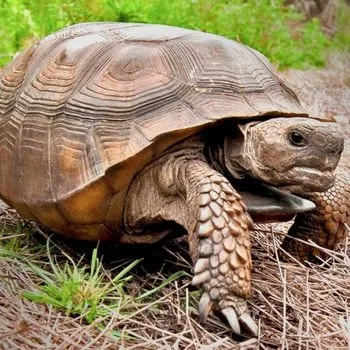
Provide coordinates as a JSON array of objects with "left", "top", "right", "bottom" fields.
[
  {"left": 124, "top": 151, "right": 258, "bottom": 336},
  {"left": 281, "top": 166, "right": 350, "bottom": 261}
]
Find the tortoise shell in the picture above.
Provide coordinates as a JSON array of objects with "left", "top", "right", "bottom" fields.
[{"left": 0, "top": 23, "right": 306, "bottom": 240}]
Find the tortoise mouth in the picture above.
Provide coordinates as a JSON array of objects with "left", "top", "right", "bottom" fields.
[
  {"left": 234, "top": 178, "right": 316, "bottom": 223},
  {"left": 281, "top": 167, "right": 335, "bottom": 194},
  {"left": 293, "top": 166, "right": 333, "bottom": 177}
]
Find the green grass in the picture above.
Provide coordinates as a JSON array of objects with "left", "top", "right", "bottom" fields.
[
  {"left": 333, "top": 0, "right": 350, "bottom": 52},
  {"left": 22, "top": 246, "right": 141, "bottom": 325},
  {"left": 0, "top": 220, "right": 42, "bottom": 254},
  {"left": 0, "top": 227, "right": 188, "bottom": 338},
  {"left": 0, "top": 0, "right": 344, "bottom": 69}
]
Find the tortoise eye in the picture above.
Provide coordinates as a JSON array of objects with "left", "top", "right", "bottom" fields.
[{"left": 288, "top": 131, "right": 307, "bottom": 147}]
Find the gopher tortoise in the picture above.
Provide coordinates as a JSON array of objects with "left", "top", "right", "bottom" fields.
[{"left": 0, "top": 23, "right": 349, "bottom": 336}]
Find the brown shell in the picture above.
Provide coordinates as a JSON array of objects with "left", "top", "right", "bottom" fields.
[{"left": 0, "top": 23, "right": 306, "bottom": 240}]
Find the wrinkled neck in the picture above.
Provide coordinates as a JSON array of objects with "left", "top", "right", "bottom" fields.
[
  {"left": 204, "top": 136, "right": 246, "bottom": 181},
  {"left": 204, "top": 138, "right": 226, "bottom": 174}
]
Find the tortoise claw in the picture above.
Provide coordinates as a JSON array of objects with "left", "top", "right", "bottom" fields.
[
  {"left": 198, "top": 293, "right": 258, "bottom": 336},
  {"left": 222, "top": 307, "right": 258, "bottom": 336},
  {"left": 239, "top": 312, "right": 258, "bottom": 336},
  {"left": 198, "top": 292, "right": 213, "bottom": 322},
  {"left": 222, "top": 307, "right": 241, "bottom": 335}
]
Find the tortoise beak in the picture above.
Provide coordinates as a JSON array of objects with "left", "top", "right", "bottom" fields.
[{"left": 235, "top": 179, "right": 315, "bottom": 223}]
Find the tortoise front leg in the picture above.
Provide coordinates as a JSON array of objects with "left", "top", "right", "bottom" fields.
[
  {"left": 124, "top": 154, "right": 258, "bottom": 335},
  {"left": 184, "top": 161, "right": 257, "bottom": 335},
  {"left": 281, "top": 166, "right": 350, "bottom": 261}
]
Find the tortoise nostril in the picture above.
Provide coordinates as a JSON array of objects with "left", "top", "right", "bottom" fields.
[{"left": 327, "top": 141, "right": 344, "bottom": 155}]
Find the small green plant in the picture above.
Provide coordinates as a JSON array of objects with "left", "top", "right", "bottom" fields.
[
  {"left": 13, "top": 241, "right": 188, "bottom": 336},
  {"left": 23, "top": 247, "right": 137, "bottom": 323}
]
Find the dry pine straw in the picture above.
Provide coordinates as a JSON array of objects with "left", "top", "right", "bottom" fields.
[
  {"left": 0, "top": 54, "right": 350, "bottom": 349},
  {"left": 0, "top": 207, "right": 349, "bottom": 350}
]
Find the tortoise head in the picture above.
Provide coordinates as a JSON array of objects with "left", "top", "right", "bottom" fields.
[{"left": 224, "top": 117, "right": 344, "bottom": 194}]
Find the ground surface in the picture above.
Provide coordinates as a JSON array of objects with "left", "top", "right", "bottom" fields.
[{"left": 0, "top": 54, "right": 349, "bottom": 349}]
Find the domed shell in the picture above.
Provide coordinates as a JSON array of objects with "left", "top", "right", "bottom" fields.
[{"left": 0, "top": 23, "right": 306, "bottom": 240}]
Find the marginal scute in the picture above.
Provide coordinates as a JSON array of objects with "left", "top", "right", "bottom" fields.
[
  {"left": 30, "top": 204, "right": 68, "bottom": 231},
  {"left": 64, "top": 223, "right": 112, "bottom": 241},
  {"left": 59, "top": 180, "right": 112, "bottom": 224}
]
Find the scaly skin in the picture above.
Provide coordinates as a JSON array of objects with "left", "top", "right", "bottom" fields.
[
  {"left": 281, "top": 164, "right": 350, "bottom": 261},
  {"left": 186, "top": 162, "right": 256, "bottom": 334}
]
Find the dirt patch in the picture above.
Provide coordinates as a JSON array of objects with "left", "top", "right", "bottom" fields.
[{"left": 283, "top": 52, "right": 350, "bottom": 117}]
